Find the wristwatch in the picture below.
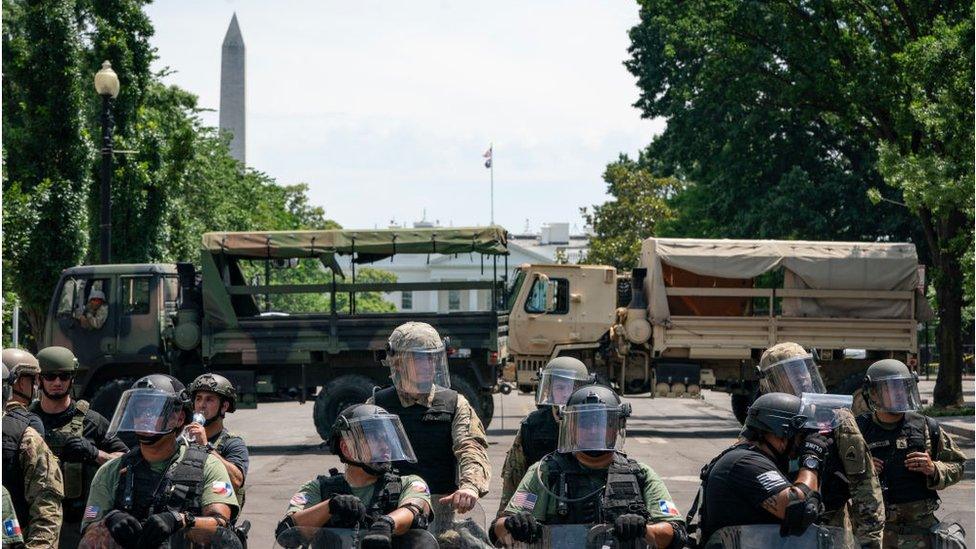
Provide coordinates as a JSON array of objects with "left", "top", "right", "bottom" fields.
[
  {"left": 181, "top": 512, "right": 196, "bottom": 529},
  {"left": 802, "top": 456, "right": 821, "bottom": 471},
  {"left": 204, "top": 442, "right": 216, "bottom": 454}
]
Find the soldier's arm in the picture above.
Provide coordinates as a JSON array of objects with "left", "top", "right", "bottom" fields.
[
  {"left": 290, "top": 499, "right": 333, "bottom": 528},
  {"left": 451, "top": 395, "right": 491, "bottom": 496},
  {"left": 927, "top": 425, "right": 967, "bottom": 490},
  {"left": 759, "top": 468, "right": 819, "bottom": 519},
  {"left": 183, "top": 503, "right": 234, "bottom": 545},
  {"left": 496, "top": 427, "right": 528, "bottom": 517},
  {"left": 19, "top": 428, "right": 64, "bottom": 549},
  {"left": 211, "top": 452, "right": 245, "bottom": 490},
  {"left": 834, "top": 416, "right": 884, "bottom": 548}
]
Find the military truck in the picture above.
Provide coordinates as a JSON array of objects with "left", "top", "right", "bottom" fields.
[
  {"left": 40, "top": 227, "right": 510, "bottom": 439},
  {"left": 505, "top": 237, "right": 932, "bottom": 422}
]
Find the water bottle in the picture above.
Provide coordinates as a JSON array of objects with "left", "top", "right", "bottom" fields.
[{"left": 182, "top": 412, "right": 207, "bottom": 444}]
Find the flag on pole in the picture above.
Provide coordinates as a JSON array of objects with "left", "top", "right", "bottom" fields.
[{"left": 483, "top": 146, "right": 493, "bottom": 169}]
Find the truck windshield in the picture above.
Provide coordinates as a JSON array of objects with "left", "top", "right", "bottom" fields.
[{"left": 505, "top": 269, "right": 526, "bottom": 310}]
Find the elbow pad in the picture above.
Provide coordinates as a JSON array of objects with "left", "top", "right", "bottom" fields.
[
  {"left": 666, "top": 521, "right": 690, "bottom": 549},
  {"left": 275, "top": 515, "right": 297, "bottom": 540},
  {"left": 780, "top": 489, "right": 822, "bottom": 537}
]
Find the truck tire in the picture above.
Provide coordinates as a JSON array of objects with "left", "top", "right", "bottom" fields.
[
  {"left": 731, "top": 392, "right": 755, "bottom": 425},
  {"left": 89, "top": 377, "right": 135, "bottom": 420},
  {"left": 451, "top": 374, "right": 493, "bottom": 428},
  {"left": 517, "top": 384, "right": 534, "bottom": 395},
  {"left": 313, "top": 375, "right": 376, "bottom": 441}
]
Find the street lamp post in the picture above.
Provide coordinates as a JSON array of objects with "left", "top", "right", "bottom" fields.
[{"left": 93, "top": 61, "right": 120, "bottom": 264}]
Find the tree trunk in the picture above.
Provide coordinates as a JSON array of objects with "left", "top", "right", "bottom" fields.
[
  {"left": 932, "top": 248, "right": 965, "bottom": 407},
  {"left": 23, "top": 304, "right": 46, "bottom": 354}
]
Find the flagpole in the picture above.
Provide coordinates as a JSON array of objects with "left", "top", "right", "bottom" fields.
[{"left": 490, "top": 142, "right": 494, "bottom": 226}]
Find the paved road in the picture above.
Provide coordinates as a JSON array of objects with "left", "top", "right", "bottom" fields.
[{"left": 226, "top": 391, "right": 975, "bottom": 547}]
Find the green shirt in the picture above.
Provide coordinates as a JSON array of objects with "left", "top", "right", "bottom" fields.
[
  {"left": 81, "top": 445, "right": 240, "bottom": 530},
  {"left": 285, "top": 474, "right": 431, "bottom": 517},
  {"left": 504, "top": 456, "right": 684, "bottom": 524}
]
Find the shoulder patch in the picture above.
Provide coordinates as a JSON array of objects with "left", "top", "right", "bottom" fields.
[
  {"left": 511, "top": 490, "right": 537, "bottom": 510},
  {"left": 658, "top": 500, "right": 680, "bottom": 516},
  {"left": 845, "top": 446, "right": 857, "bottom": 461},
  {"left": 405, "top": 480, "right": 429, "bottom": 495},
  {"left": 756, "top": 470, "right": 788, "bottom": 490},
  {"left": 289, "top": 492, "right": 308, "bottom": 507},
  {"left": 211, "top": 481, "right": 234, "bottom": 497}
]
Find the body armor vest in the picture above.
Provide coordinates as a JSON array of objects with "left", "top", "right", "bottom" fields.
[
  {"left": 113, "top": 445, "right": 209, "bottom": 521},
  {"left": 543, "top": 451, "right": 649, "bottom": 525},
  {"left": 213, "top": 429, "right": 246, "bottom": 508},
  {"left": 520, "top": 408, "right": 559, "bottom": 466},
  {"left": 856, "top": 412, "right": 939, "bottom": 505},
  {"left": 2, "top": 411, "right": 30, "bottom": 528},
  {"left": 31, "top": 400, "right": 94, "bottom": 508},
  {"left": 374, "top": 387, "right": 458, "bottom": 494},
  {"left": 821, "top": 443, "right": 851, "bottom": 512},
  {"left": 317, "top": 468, "right": 404, "bottom": 522}
]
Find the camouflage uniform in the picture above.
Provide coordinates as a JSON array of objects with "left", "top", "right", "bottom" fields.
[
  {"left": 1, "top": 420, "right": 64, "bottom": 549},
  {"left": 497, "top": 423, "right": 530, "bottom": 517},
  {"left": 858, "top": 412, "right": 967, "bottom": 549},
  {"left": 2, "top": 485, "right": 24, "bottom": 547}
]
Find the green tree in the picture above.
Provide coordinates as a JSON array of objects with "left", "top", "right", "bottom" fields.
[
  {"left": 625, "top": 0, "right": 973, "bottom": 405},
  {"left": 581, "top": 155, "right": 683, "bottom": 270}
]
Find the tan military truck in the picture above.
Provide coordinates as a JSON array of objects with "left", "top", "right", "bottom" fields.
[{"left": 505, "top": 237, "right": 932, "bottom": 422}]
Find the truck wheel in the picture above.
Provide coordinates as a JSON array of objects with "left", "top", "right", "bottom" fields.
[
  {"left": 313, "top": 375, "right": 376, "bottom": 441},
  {"left": 731, "top": 392, "right": 755, "bottom": 425},
  {"left": 89, "top": 377, "right": 135, "bottom": 419},
  {"left": 450, "top": 374, "right": 493, "bottom": 428},
  {"left": 517, "top": 384, "right": 534, "bottom": 395}
]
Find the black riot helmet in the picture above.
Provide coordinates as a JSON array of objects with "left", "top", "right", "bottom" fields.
[
  {"left": 743, "top": 392, "right": 807, "bottom": 440},
  {"left": 108, "top": 374, "right": 192, "bottom": 443},
  {"left": 329, "top": 403, "right": 417, "bottom": 475},
  {"left": 188, "top": 373, "right": 238, "bottom": 413},
  {"left": 557, "top": 385, "right": 632, "bottom": 454}
]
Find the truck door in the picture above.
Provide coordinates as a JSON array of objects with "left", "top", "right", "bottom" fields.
[
  {"left": 115, "top": 275, "right": 161, "bottom": 360},
  {"left": 50, "top": 276, "right": 115, "bottom": 367},
  {"left": 508, "top": 272, "right": 571, "bottom": 357}
]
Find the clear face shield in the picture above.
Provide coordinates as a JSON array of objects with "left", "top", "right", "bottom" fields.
[
  {"left": 799, "top": 393, "right": 853, "bottom": 432},
  {"left": 537, "top": 368, "right": 594, "bottom": 407},
  {"left": 868, "top": 374, "right": 922, "bottom": 413},
  {"left": 557, "top": 403, "right": 629, "bottom": 453},
  {"left": 338, "top": 414, "right": 417, "bottom": 464},
  {"left": 107, "top": 389, "right": 185, "bottom": 437},
  {"left": 388, "top": 346, "right": 451, "bottom": 397},
  {"left": 759, "top": 354, "right": 826, "bottom": 396}
]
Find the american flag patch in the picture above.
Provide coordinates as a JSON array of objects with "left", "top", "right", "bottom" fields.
[
  {"left": 658, "top": 500, "right": 680, "bottom": 516},
  {"left": 3, "top": 518, "right": 21, "bottom": 537},
  {"left": 290, "top": 493, "right": 308, "bottom": 507},
  {"left": 211, "top": 481, "right": 234, "bottom": 497},
  {"left": 83, "top": 505, "right": 99, "bottom": 520},
  {"left": 511, "top": 491, "right": 537, "bottom": 510}
]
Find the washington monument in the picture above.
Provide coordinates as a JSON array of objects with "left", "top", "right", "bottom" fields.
[{"left": 220, "top": 13, "right": 246, "bottom": 163}]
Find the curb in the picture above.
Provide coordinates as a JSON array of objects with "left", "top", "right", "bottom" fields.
[{"left": 936, "top": 417, "right": 975, "bottom": 441}]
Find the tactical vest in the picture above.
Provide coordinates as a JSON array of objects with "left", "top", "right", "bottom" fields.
[
  {"left": 212, "top": 430, "right": 247, "bottom": 508},
  {"left": 113, "top": 445, "right": 209, "bottom": 521},
  {"left": 374, "top": 387, "right": 458, "bottom": 494},
  {"left": 316, "top": 468, "right": 404, "bottom": 522},
  {"left": 542, "top": 451, "right": 649, "bottom": 525},
  {"left": 520, "top": 408, "right": 559, "bottom": 466},
  {"left": 820, "top": 443, "right": 851, "bottom": 512},
  {"left": 32, "top": 400, "right": 95, "bottom": 506},
  {"left": 2, "top": 411, "right": 30, "bottom": 529},
  {"left": 856, "top": 412, "right": 939, "bottom": 505}
]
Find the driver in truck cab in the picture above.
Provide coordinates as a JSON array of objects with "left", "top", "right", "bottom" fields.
[{"left": 74, "top": 289, "right": 108, "bottom": 330}]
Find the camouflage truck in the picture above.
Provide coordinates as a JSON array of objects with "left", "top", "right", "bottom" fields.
[
  {"left": 506, "top": 237, "right": 933, "bottom": 422},
  {"left": 40, "top": 227, "right": 510, "bottom": 439}
]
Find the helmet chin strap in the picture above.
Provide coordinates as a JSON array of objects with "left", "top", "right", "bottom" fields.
[
  {"left": 137, "top": 425, "right": 180, "bottom": 446},
  {"left": 338, "top": 452, "right": 392, "bottom": 476},
  {"left": 40, "top": 380, "right": 72, "bottom": 401}
]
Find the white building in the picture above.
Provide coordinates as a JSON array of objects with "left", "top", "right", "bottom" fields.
[{"left": 509, "top": 222, "right": 590, "bottom": 264}]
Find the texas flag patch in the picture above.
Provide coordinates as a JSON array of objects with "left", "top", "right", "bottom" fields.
[
  {"left": 658, "top": 500, "right": 680, "bottom": 516},
  {"left": 212, "top": 481, "right": 234, "bottom": 497},
  {"left": 3, "top": 517, "right": 21, "bottom": 537}
]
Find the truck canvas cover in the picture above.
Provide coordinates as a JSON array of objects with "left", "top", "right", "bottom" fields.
[{"left": 640, "top": 238, "right": 928, "bottom": 322}]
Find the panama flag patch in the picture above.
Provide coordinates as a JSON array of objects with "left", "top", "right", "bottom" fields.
[
  {"left": 211, "top": 481, "right": 234, "bottom": 497},
  {"left": 658, "top": 500, "right": 680, "bottom": 516},
  {"left": 3, "top": 517, "right": 21, "bottom": 537}
]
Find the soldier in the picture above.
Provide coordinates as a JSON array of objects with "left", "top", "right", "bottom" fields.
[
  {"left": 495, "top": 356, "right": 593, "bottom": 517},
  {"left": 2, "top": 363, "right": 65, "bottom": 549},
  {"left": 855, "top": 359, "right": 967, "bottom": 549},
  {"left": 2, "top": 486, "right": 24, "bottom": 547},
  {"left": 276, "top": 403, "right": 436, "bottom": 549},
  {"left": 28, "top": 346, "right": 128, "bottom": 547},
  {"left": 80, "top": 374, "right": 239, "bottom": 548},
  {"left": 698, "top": 392, "right": 829, "bottom": 544},
  {"left": 367, "top": 322, "right": 490, "bottom": 514},
  {"left": 1, "top": 348, "right": 45, "bottom": 435},
  {"left": 74, "top": 289, "right": 108, "bottom": 330},
  {"left": 185, "top": 373, "right": 250, "bottom": 512},
  {"left": 757, "top": 342, "right": 885, "bottom": 548},
  {"left": 492, "top": 385, "right": 688, "bottom": 548}
]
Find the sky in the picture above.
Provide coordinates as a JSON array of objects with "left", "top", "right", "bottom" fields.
[{"left": 145, "top": 1, "right": 665, "bottom": 233}]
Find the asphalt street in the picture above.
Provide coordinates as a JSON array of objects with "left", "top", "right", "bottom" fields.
[{"left": 225, "top": 390, "right": 975, "bottom": 547}]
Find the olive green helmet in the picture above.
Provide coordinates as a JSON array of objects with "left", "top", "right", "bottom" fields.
[
  {"left": 536, "top": 356, "right": 594, "bottom": 407},
  {"left": 187, "top": 373, "right": 238, "bottom": 413},
  {"left": 863, "top": 359, "right": 921, "bottom": 413},
  {"left": 2, "top": 348, "right": 40, "bottom": 378},
  {"left": 36, "top": 346, "right": 78, "bottom": 373}
]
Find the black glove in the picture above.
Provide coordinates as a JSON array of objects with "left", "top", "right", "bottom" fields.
[
  {"left": 800, "top": 433, "right": 832, "bottom": 465},
  {"left": 328, "top": 494, "right": 366, "bottom": 527},
  {"left": 104, "top": 510, "right": 143, "bottom": 549},
  {"left": 61, "top": 435, "right": 99, "bottom": 464},
  {"left": 138, "top": 510, "right": 183, "bottom": 546},
  {"left": 614, "top": 513, "right": 648, "bottom": 542},
  {"left": 361, "top": 517, "right": 394, "bottom": 549},
  {"left": 504, "top": 512, "right": 542, "bottom": 543}
]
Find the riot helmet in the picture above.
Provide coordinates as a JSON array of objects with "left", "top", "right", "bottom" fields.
[
  {"left": 329, "top": 403, "right": 417, "bottom": 476},
  {"left": 799, "top": 392, "right": 853, "bottom": 432},
  {"left": 757, "top": 343, "right": 826, "bottom": 396},
  {"left": 557, "top": 385, "right": 631, "bottom": 455},
  {"left": 863, "top": 359, "right": 921, "bottom": 413},
  {"left": 2, "top": 348, "right": 40, "bottom": 402},
  {"left": 536, "top": 356, "right": 594, "bottom": 407},
  {"left": 385, "top": 322, "right": 450, "bottom": 400},
  {"left": 743, "top": 392, "right": 807, "bottom": 439},
  {"left": 188, "top": 372, "right": 239, "bottom": 415},
  {"left": 108, "top": 374, "right": 192, "bottom": 444}
]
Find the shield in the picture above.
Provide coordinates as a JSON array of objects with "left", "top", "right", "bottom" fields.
[
  {"left": 429, "top": 499, "right": 492, "bottom": 548},
  {"left": 273, "top": 526, "right": 437, "bottom": 549},
  {"left": 512, "top": 524, "right": 650, "bottom": 549},
  {"left": 701, "top": 524, "right": 855, "bottom": 549}
]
